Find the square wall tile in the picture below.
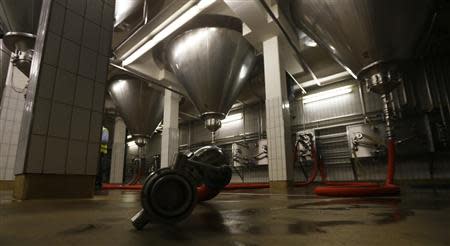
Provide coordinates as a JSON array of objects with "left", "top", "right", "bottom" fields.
[
  {"left": 48, "top": 2, "right": 65, "bottom": 35},
  {"left": 92, "top": 83, "right": 105, "bottom": 112},
  {"left": 55, "top": 0, "right": 67, "bottom": 6},
  {"left": 99, "top": 28, "right": 111, "bottom": 56},
  {"left": 48, "top": 102, "right": 72, "bottom": 138},
  {"left": 44, "top": 137, "right": 68, "bottom": 174},
  {"left": 95, "top": 55, "right": 108, "bottom": 83},
  {"left": 25, "top": 134, "right": 46, "bottom": 173},
  {"left": 63, "top": 10, "right": 84, "bottom": 44},
  {"left": 67, "top": 0, "right": 86, "bottom": 16},
  {"left": 86, "top": 142, "right": 99, "bottom": 175},
  {"left": 37, "top": 64, "right": 56, "bottom": 99},
  {"left": 66, "top": 140, "right": 87, "bottom": 174},
  {"left": 32, "top": 99, "right": 51, "bottom": 135},
  {"left": 85, "top": 0, "right": 103, "bottom": 25},
  {"left": 89, "top": 111, "right": 102, "bottom": 142},
  {"left": 54, "top": 69, "right": 77, "bottom": 104},
  {"left": 78, "top": 48, "right": 98, "bottom": 80},
  {"left": 83, "top": 20, "right": 100, "bottom": 51},
  {"left": 74, "top": 76, "right": 94, "bottom": 109},
  {"left": 43, "top": 32, "right": 61, "bottom": 66},
  {"left": 102, "top": 4, "right": 114, "bottom": 31},
  {"left": 70, "top": 107, "right": 90, "bottom": 141},
  {"left": 59, "top": 38, "right": 80, "bottom": 74}
]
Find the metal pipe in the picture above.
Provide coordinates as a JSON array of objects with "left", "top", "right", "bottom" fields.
[
  {"left": 428, "top": 61, "right": 447, "bottom": 127},
  {"left": 358, "top": 83, "right": 368, "bottom": 121},
  {"left": 300, "top": 71, "right": 352, "bottom": 88},
  {"left": 381, "top": 93, "right": 394, "bottom": 139},
  {"left": 143, "top": 0, "right": 150, "bottom": 25},
  {"left": 109, "top": 62, "right": 185, "bottom": 96},
  {"left": 288, "top": 72, "right": 306, "bottom": 94},
  {"left": 258, "top": 101, "right": 263, "bottom": 140},
  {"left": 180, "top": 111, "right": 200, "bottom": 120},
  {"left": 422, "top": 60, "right": 435, "bottom": 111},
  {"left": 257, "top": 0, "right": 318, "bottom": 83}
]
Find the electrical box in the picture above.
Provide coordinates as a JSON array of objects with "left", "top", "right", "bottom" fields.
[
  {"left": 346, "top": 124, "right": 385, "bottom": 158},
  {"left": 232, "top": 139, "right": 268, "bottom": 166}
]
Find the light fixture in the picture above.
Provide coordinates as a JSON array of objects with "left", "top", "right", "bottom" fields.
[
  {"left": 222, "top": 113, "right": 243, "bottom": 124},
  {"left": 122, "top": 0, "right": 217, "bottom": 66},
  {"left": 127, "top": 141, "right": 137, "bottom": 148},
  {"left": 302, "top": 85, "right": 353, "bottom": 104}
]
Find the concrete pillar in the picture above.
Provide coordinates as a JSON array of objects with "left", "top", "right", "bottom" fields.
[
  {"left": 0, "top": 65, "right": 27, "bottom": 190},
  {"left": 263, "top": 36, "right": 294, "bottom": 192},
  {"left": 161, "top": 89, "right": 180, "bottom": 168},
  {"left": 109, "top": 117, "right": 126, "bottom": 183},
  {"left": 13, "top": 0, "right": 115, "bottom": 199}
]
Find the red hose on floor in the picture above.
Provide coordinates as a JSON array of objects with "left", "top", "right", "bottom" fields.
[{"left": 314, "top": 139, "right": 400, "bottom": 197}]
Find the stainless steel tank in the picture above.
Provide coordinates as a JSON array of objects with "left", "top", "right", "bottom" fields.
[
  {"left": 108, "top": 75, "right": 164, "bottom": 146},
  {"left": 291, "top": 0, "right": 435, "bottom": 94},
  {"left": 165, "top": 15, "right": 257, "bottom": 141},
  {"left": 291, "top": 0, "right": 435, "bottom": 139},
  {"left": 0, "top": 0, "right": 43, "bottom": 76}
]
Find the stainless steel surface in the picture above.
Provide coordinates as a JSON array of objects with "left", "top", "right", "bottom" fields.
[
  {"left": 14, "top": 0, "right": 51, "bottom": 175},
  {"left": 381, "top": 94, "right": 394, "bottom": 139},
  {"left": 291, "top": 0, "right": 434, "bottom": 80},
  {"left": 166, "top": 27, "right": 257, "bottom": 133},
  {"left": 108, "top": 75, "right": 164, "bottom": 141},
  {"left": 0, "top": 0, "right": 43, "bottom": 76},
  {"left": 0, "top": 0, "right": 43, "bottom": 34},
  {"left": 109, "top": 62, "right": 184, "bottom": 95},
  {"left": 257, "top": 0, "right": 318, "bottom": 83},
  {"left": 0, "top": 39, "right": 11, "bottom": 101},
  {"left": 3, "top": 32, "right": 35, "bottom": 76}
]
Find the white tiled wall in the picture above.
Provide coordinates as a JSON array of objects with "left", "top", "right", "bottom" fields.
[
  {"left": 109, "top": 117, "right": 126, "bottom": 183},
  {"left": 0, "top": 66, "right": 27, "bottom": 180},
  {"left": 14, "top": 0, "right": 114, "bottom": 177}
]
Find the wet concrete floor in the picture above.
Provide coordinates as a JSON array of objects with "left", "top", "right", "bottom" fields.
[{"left": 1, "top": 187, "right": 450, "bottom": 245}]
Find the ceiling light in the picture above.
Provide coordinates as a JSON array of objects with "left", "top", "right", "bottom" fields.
[
  {"left": 222, "top": 113, "right": 243, "bottom": 124},
  {"left": 303, "top": 85, "right": 353, "bottom": 104},
  {"left": 122, "top": 0, "right": 217, "bottom": 66}
]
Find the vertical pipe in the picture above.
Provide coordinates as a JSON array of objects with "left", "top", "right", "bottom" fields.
[
  {"left": 143, "top": 0, "right": 150, "bottom": 24},
  {"left": 258, "top": 101, "right": 263, "bottom": 140},
  {"left": 429, "top": 61, "right": 447, "bottom": 127},
  {"left": 381, "top": 94, "right": 393, "bottom": 139},
  {"left": 358, "top": 83, "right": 368, "bottom": 122},
  {"left": 422, "top": 61, "right": 434, "bottom": 111}
]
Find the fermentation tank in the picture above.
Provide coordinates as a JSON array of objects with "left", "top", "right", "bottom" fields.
[
  {"left": 291, "top": 0, "right": 435, "bottom": 196},
  {"left": 165, "top": 15, "right": 257, "bottom": 142},
  {"left": 0, "top": 0, "right": 43, "bottom": 76}
]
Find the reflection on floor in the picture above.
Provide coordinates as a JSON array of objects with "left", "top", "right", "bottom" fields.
[{"left": 1, "top": 186, "right": 450, "bottom": 245}]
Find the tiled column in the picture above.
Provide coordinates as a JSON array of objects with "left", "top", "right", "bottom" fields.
[
  {"left": 109, "top": 117, "right": 126, "bottom": 183},
  {"left": 161, "top": 89, "right": 180, "bottom": 168},
  {"left": 0, "top": 65, "right": 27, "bottom": 190},
  {"left": 13, "top": 0, "right": 115, "bottom": 199},
  {"left": 263, "top": 36, "right": 294, "bottom": 192}
]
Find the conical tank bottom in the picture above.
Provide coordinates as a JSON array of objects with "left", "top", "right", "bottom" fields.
[
  {"left": 0, "top": 0, "right": 43, "bottom": 35},
  {"left": 166, "top": 27, "right": 256, "bottom": 130},
  {"left": 291, "top": 0, "right": 435, "bottom": 78},
  {"left": 108, "top": 75, "right": 164, "bottom": 139}
]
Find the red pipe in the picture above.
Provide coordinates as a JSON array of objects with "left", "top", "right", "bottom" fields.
[
  {"left": 385, "top": 139, "right": 396, "bottom": 185},
  {"left": 103, "top": 139, "right": 400, "bottom": 196},
  {"left": 314, "top": 138, "right": 400, "bottom": 197},
  {"left": 295, "top": 143, "right": 320, "bottom": 187}
]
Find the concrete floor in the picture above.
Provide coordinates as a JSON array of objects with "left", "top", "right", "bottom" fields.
[{"left": 1, "top": 186, "right": 450, "bottom": 246}]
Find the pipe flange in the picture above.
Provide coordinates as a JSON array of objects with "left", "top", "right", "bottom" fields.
[{"left": 140, "top": 168, "right": 197, "bottom": 224}]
